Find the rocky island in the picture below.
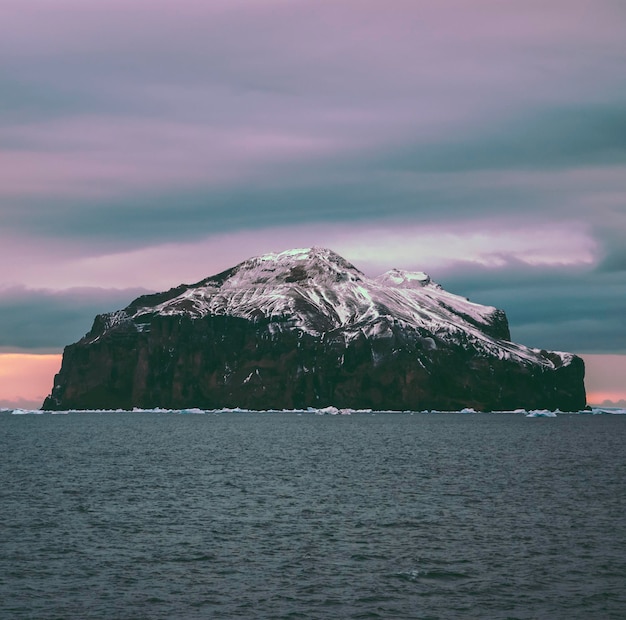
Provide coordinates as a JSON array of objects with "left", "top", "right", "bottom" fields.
[{"left": 43, "top": 248, "right": 586, "bottom": 411}]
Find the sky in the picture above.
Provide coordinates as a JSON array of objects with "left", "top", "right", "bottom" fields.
[{"left": 1, "top": 0, "right": 625, "bottom": 409}]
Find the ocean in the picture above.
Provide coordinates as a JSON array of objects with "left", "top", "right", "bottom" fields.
[{"left": 1, "top": 410, "right": 625, "bottom": 619}]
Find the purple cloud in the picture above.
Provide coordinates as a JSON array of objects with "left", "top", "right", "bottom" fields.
[{"left": 0, "top": 0, "right": 624, "bottom": 384}]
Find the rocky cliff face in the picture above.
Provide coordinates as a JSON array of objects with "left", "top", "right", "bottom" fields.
[{"left": 43, "top": 248, "right": 586, "bottom": 411}]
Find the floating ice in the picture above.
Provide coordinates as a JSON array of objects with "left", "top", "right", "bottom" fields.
[
  {"left": 525, "top": 410, "right": 557, "bottom": 417},
  {"left": 590, "top": 407, "right": 626, "bottom": 415},
  {"left": 3, "top": 406, "right": 618, "bottom": 416},
  {"left": 317, "top": 406, "right": 340, "bottom": 415}
]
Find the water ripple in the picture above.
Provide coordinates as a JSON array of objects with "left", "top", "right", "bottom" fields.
[{"left": 1, "top": 412, "right": 625, "bottom": 619}]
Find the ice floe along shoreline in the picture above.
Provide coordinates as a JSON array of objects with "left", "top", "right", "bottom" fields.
[{"left": 2, "top": 406, "right": 625, "bottom": 416}]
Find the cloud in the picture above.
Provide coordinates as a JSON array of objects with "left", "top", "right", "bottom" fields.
[
  {"left": 4, "top": 1, "right": 624, "bottom": 99},
  {"left": 334, "top": 219, "right": 598, "bottom": 271},
  {"left": 0, "top": 218, "right": 598, "bottom": 289},
  {"left": 1, "top": 0, "right": 624, "bottom": 259},
  {"left": 3, "top": 1, "right": 625, "bottom": 175},
  {"left": 3, "top": 157, "right": 623, "bottom": 256},
  {"left": 386, "top": 106, "right": 626, "bottom": 173},
  {"left": 440, "top": 267, "right": 626, "bottom": 354},
  {"left": 0, "top": 116, "right": 343, "bottom": 200},
  {"left": 595, "top": 211, "right": 626, "bottom": 273},
  {"left": 0, "top": 287, "right": 147, "bottom": 350},
  {"left": 0, "top": 0, "right": 624, "bottom": 363}
]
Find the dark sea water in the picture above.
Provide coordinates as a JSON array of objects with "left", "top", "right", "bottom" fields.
[{"left": 1, "top": 411, "right": 625, "bottom": 620}]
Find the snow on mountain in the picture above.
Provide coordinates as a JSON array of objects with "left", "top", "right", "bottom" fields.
[{"left": 105, "top": 247, "right": 569, "bottom": 370}]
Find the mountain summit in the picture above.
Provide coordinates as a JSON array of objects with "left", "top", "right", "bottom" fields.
[{"left": 43, "top": 248, "right": 586, "bottom": 411}]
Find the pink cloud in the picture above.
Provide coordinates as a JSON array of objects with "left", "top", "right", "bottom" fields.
[
  {"left": 5, "top": 1, "right": 622, "bottom": 62},
  {"left": 0, "top": 217, "right": 597, "bottom": 291},
  {"left": 4, "top": 1, "right": 623, "bottom": 147},
  {"left": 0, "top": 117, "right": 341, "bottom": 199},
  {"left": 2, "top": 0, "right": 623, "bottom": 209}
]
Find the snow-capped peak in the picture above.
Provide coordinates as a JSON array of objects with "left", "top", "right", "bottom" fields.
[
  {"left": 194, "top": 247, "right": 364, "bottom": 299},
  {"left": 124, "top": 247, "right": 499, "bottom": 335},
  {"left": 224, "top": 247, "right": 364, "bottom": 287},
  {"left": 103, "top": 247, "right": 574, "bottom": 370},
  {"left": 376, "top": 268, "right": 434, "bottom": 289}
]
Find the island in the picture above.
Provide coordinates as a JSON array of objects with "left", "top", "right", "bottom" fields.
[{"left": 43, "top": 248, "right": 586, "bottom": 411}]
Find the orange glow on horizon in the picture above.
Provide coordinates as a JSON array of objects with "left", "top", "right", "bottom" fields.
[
  {"left": 0, "top": 354, "right": 62, "bottom": 409},
  {"left": 581, "top": 354, "right": 626, "bottom": 406},
  {"left": 586, "top": 392, "right": 626, "bottom": 407}
]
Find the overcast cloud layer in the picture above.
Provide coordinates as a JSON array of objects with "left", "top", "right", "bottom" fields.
[{"left": 1, "top": 0, "right": 625, "bottom": 362}]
